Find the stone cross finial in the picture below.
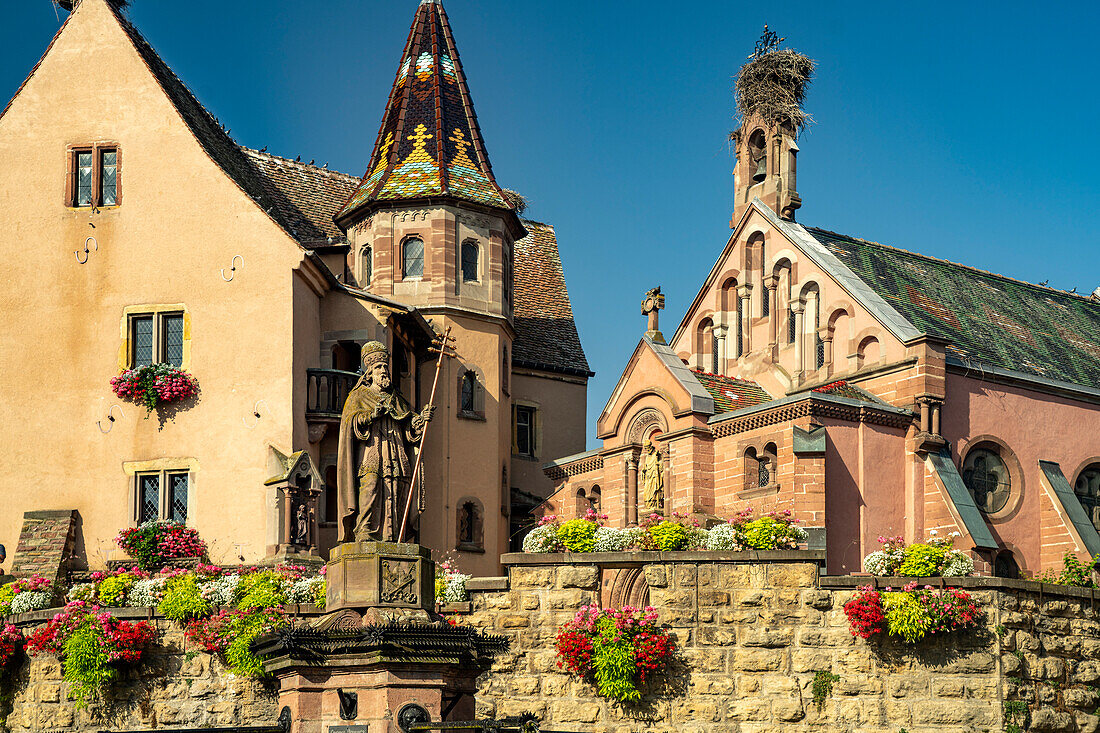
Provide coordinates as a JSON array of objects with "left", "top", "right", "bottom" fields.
[{"left": 641, "top": 286, "right": 666, "bottom": 344}]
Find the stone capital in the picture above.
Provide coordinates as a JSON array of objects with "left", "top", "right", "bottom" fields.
[
  {"left": 737, "top": 283, "right": 754, "bottom": 299},
  {"left": 790, "top": 301, "right": 806, "bottom": 315},
  {"left": 764, "top": 275, "right": 780, "bottom": 290}
]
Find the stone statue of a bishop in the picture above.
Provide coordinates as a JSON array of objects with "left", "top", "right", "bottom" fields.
[{"left": 337, "top": 341, "right": 434, "bottom": 543}]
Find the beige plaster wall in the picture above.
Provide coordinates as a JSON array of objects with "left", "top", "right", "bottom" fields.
[{"left": 0, "top": 0, "right": 305, "bottom": 566}]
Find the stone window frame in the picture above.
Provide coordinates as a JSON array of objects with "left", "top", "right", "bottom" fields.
[
  {"left": 460, "top": 239, "right": 480, "bottom": 284},
  {"left": 401, "top": 235, "right": 425, "bottom": 280},
  {"left": 118, "top": 304, "right": 192, "bottom": 371},
  {"left": 360, "top": 244, "right": 373, "bottom": 287},
  {"left": 738, "top": 439, "right": 780, "bottom": 499},
  {"left": 123, "top": 458, "right": 198, "bottom": 527},
  {"left": 957, "top": 436, "right": 1024, "bottom": 521},
  {"left": 1072, "top": 458, "right": 1100, "bottom": 533},
  {"left": 513, "top": 401, "right": 540, "bottom": 460},
  {"left": 66, "top": 141, "right": 122, "bottom": 209},
  {"left": 456, "top": 496, "right": 485, "bottom": 553},
  {"left": 457, "top": 366, "right": 485, "bottom": 421}
]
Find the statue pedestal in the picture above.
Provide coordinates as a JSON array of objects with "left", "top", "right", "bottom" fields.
[
  {"left": 260, "top": 542, "right": 508, "bottom": 732},
  {"left": 325, "top": 542, "right": 434, "bottom": 616}
]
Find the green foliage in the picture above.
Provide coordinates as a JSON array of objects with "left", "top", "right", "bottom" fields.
[
  {"left": 314, "top": 579, "right": 326, "bottom": 609},
  {"left": 739, "top": 517, "right": 790, "bottom": 550},
  {"left": 897, "top": 543, "right": 947, "bottom": 577},
  {"left": 648, "top": 521, "right": 688, "bottom": 551},
  {"left": 62, "top": 623, "right": 114, "bottom": 706},
  {"left": 557, "top": 519, "right": 598, "bottom": 553},
  {"left": 1037, "top": 552, "right": 1097, "bottom": 588},
  {"left": 97, "top": 574, "right": 136, "bottom": 607},
  {"left": 1003, "top": 699, "right": 1029, "bottom": 733},
  {"left": 236, "top": 572, "right": 287, "bottom": 611},
  {"left": 811, "top": 670, "right": 839, "bottom": 709},
  {"left": 995, "top": 624, "right": 1007, "bottom": 637},
  {"left": 224, "top": 610, "right": 287, "bottom": 677},
  {"left": 882, "top": 592, "right": 931, "bottom": 643},
  {"left": 158, "top": 575, "right": 210, "bottom": 622},
  {"left": 434, "top": 577, "right": 446, "bottom": 602},
  {"left": 591, "top": 616, "right": 642, "bottom": 702},
  {"left": 0, "top": 586, "right": 14, "bottom": 613}
]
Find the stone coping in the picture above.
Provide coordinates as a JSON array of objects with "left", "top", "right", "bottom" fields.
[
  {"left": 821, "top": 574, "right": 1100, "bottom": 600},
  {"left": 500, "top": 549, "right": 825, "bottom": 566},
  {"left": 465, "top": 577, "right": 508, "bottom": 591},
  {"left": 4, "top": 603, "right": 325, "bottom": 627}
]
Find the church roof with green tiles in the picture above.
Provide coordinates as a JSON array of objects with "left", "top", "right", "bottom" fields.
[
  {"left": 809, "top": 227, "right": 1100, "bottom": 388},
  {"left": 336, "top": 0, "right": 512, "bottom": 222},
  {"left": 691, "top": 371, "right": 773, "bottom": 414}
]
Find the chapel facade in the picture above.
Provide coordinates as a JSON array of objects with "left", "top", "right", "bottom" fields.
[
  {"left": 0, "top": 0, "right": 590, "bottom": 576},
  {"left": 542, "top": 42, "right": 1100, "bottom": 578}
]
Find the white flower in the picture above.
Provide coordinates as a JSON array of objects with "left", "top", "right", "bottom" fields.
[
  {"left": 9, "top": 591, "right": 51, "bottom": 614},
  {"left": 592, "top": 526, "right": 631, "bottom": 553},
  {"left": 127, "top": 577, "right": 167, "bottom": 607},
  {"left": 928, "top": 529, "right": 938, "bottom": 536},
  {"left": 442, "top": 573, "right": 470, "bottom": 603},
  {"left": 705, "top": 523, "right": 739, "bottom": 551},
  {"left": 286, "top": 576, "right": 325, "bottom": 604},
  {"left": 863, "top": 550, "right": 890, "bottom": 576},
  {"left": 68, "top": 584, "right": 96, "bottom": 602},
  {"left": 941, "top": 551, "right": 974, "bottom": 577},
  {"left": 199, "top": 574, "right": 240, "bottom": 606},
  {"left": 522, "top": 524, "right": 560, "bottom": 553}
]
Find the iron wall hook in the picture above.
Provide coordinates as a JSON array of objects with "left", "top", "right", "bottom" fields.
[
  {"left": 76, "top": 236, "right": 98, "bottom": 264},
  {"left": 243, "top": 399, "right": 268, "bottom": 429},
  {"left": 221, "top": 254, "right": 244, "bottom": 282},
  {"left": 96, "top": 404, "right": 124, "bottom": 433}
]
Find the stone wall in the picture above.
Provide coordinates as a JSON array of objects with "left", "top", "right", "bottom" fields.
[
  {"left": 4, "top": 618, "right": 280, "bottom": 732},
  {"left": 455, "top": 552, "right": 1100, "bottom": 733}
]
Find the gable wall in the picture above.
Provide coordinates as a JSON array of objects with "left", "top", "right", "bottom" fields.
[{"left": 0, "top": 0, "right": 307, "bottom": 566}]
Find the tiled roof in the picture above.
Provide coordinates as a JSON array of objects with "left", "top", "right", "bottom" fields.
[
  {"left": 241, "top": 149, "right": 360, "bottom": 244},
  {"left": 337, "top": 1, "right": 512, "bottom": 220},
  {"left": 810, "top": 228, "right": 1100, "bottom": 388},
  {"left": 108, "top": 4, "right": 311, "bottom": 244},
  {"left": 691, "top": 371, "right": 772, "bottom": 413},
  {"left": 513, "top": 222, "right": 591, "bottom": 376},
  {"left": 811, "top": 380, "right": 881, "bottom": 404}
]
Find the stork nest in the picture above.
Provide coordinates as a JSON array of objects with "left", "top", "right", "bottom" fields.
[
  {"left": 501, "top": 188, "right": 528, "bottom": 216},
  {"left": 734, "top": 49, "right": 815, "bottom": 137}
]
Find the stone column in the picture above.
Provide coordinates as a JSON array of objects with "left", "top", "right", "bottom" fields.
[
  {"left": 918, "top": 399, "right": 931, "bottom": 433},
  {"left": 932, "top": 403, "right": 942, "bottom": 435},
  {"left": 737, "top": 283, "right": 753, "bottom": 355},
  {"left": 714, "top": 324, "right": 728, "bottom": 374},
  {"left": 791, "top": 301, "right": 806, "bottom": 379},
  {"left": 821, "top": 330, "right": 834, "bottom": 376},
  {"left": 765, "top": 275, "right": 779, "bottom": 347},
  {"left": 626, "top": 454, "right": 639, "bottom": 526}
]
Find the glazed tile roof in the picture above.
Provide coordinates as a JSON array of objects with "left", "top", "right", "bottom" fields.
[
  {"left": 810, "top": 228, "right": 1100, "bottom": 388},
  {"left": 336, "top": 1, "right": 512, "bottom": 221},
  {"left": 691, "top": 371, "right": 772, "bottom": 413},
  {"left": 810, "top": 380, "right": 881, "bottom": 404},
  {"left": 513, "top": 222, "right": 591, "bottom": 376},
  {"left": 241, "top": 150, "right": 361, "bottom": 244}
]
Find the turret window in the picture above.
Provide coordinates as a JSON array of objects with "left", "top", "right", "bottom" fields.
[
  {"left": 361, "top": 246, "right": 373, "bottom": 285},
  {"left": 461, "top": 240, "right": 479, "bottom": 283},
  {"left": 403, "top": 237, "right": 424, "bottom": 279}
]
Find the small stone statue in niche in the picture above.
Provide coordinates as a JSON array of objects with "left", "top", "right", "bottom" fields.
[
  {"left": 290, "top": 503, "right": 310, "bottom": 547},
  {"left": 337, "top": 341, "right": 434, "bottom": 543},
  {"left": 640, "top": 438, "right": 664, "bottom": 512}
]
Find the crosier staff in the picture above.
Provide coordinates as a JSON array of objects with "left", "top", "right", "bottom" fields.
[{"left": 398, "top": 328, "right": 455, "bottom": 543}]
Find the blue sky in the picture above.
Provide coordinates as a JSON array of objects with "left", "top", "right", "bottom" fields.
[{"left": 4, "top": 1, "right": 1099, "bottom": 444}]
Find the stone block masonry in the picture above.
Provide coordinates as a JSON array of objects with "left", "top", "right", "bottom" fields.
[
  {"left": 9, "top": 509, "right": 77, "bottom": 583},
  {"left": 452, "top": 552, "right": 1100, "bottom": 732}
]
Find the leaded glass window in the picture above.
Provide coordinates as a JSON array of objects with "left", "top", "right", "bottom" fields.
[
  {"left": 100, "top": 149, "right": 117, "bottom": 206},
  {"left": 139, "top": 474, "right": 160, "bottom": 524},
  {"left": 362, "top": 246, "right": 372, "bottom": 285},
  {"left": 788, "top": 307, "right": 797, "bottom": 344},
  {"left": 1075, "top": 465, "right": 1100, "bottom": 532},
  {"left": 75, "top": 151, "right": 93, "bottom": 207},
  {"left": 711, "top": 333, "right": 720, "bottom": 373},
  {"left": 461, "top": 241, "right": 479, "bottom": 283},
  {"left": 168, "top": 472, "right": 188, "bottom": 523},
  {"left": 758, "top": 458, "right": 771, "bottom": 488},
  {"left": 962, "top": 448, "right": 1011, "bottom": 514},
  {"left": 460, "top": 371, "right": 476, "bottom": 413},
  {"left": 162, "top": 313, "right": 184, "bottom": 366},
  {"left": 132, "top": 315, "right": 154, "bottom": 367},
  {"left": 403, "top": 237, "right": 424, "bottom": 279},
  {"left": 515, "top": 405, "right": 535, "bottom": 458}
]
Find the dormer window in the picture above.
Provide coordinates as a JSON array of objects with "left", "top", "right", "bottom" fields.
[{"left": 70, "top": 144, "right": 119, "bottom": 208}]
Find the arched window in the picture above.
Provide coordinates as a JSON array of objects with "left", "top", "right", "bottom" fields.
[
  {"left": 962, "top": 447, "right": 1012, "bottom": 514},
  {"left": 403, "top": 237, "right": 424, "bottom": 279},
  {"left": 461, "top": 240, "right": 479, "bottom": 283},
  {"left": 696, "top": 317, "right": 714, "bottom": 372},
  {"left": 461, "top": 371, "right": 476, "bottom": 413},
  {"left": 361, "top": 245, "right": 372, "bottom": 286},
  {"left": 589, "top": 485, "right": 602, "bottom": 512},
  {"left": 458, "top": 369, "right": 483, "bottom": 419},
  {"left": 575, "top": 488, "right": 588, "bottom": 517},
  {"left": 1075, "top": 464, "right": 1100, "bottom": 531},
  {"left": 761, "top": 443, "right": 778, "bottom": 488},
  {"left": 744, "top": 447, "right": 759, "bottom": 491},
  {"left": 456, "top": 498, "right": 484, "bottom": 550},
  {"left": 994, "top": 552, "right": 1020, "bottom": 579},
  {"left": 748, "top": 129, "right": 767, "bottom": 183}
]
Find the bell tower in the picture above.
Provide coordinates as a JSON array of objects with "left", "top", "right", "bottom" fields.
[{"left": 730, "top": 27, "right": 814, "bottom": 224}]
